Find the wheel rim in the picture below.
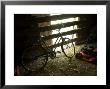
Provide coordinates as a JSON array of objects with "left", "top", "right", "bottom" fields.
[
  {"left": 62, "top": 38, "right": 75, "bottom": 58},
  {"left": 22, "top": 55, "right": 47, "bottom": 71},
  {"left": 22, "top": 46, "right": 48, "bottom": 72}
]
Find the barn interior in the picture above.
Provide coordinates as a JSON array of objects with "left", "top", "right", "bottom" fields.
[{"left": 14, "top": 14, "right": 97, "bottom": 76}]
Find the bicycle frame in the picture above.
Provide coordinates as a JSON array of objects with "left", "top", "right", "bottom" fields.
[
  {"left": 40, "top": 26, "right": 65, "bottom": 53},
  {"left": 52, "top": 31, "right": 64, "bottom": 52},
  {"left": 39, "top": 23, "right": 75, "bottom": 58}
]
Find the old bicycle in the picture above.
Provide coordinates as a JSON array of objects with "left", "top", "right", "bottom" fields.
[{"left": 21, "top": 23, "right": 76, "bottom": 72}]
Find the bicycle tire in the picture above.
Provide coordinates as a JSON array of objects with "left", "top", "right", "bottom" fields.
[
  {"left": 61, "top": 38, "right": 75, "bottom": 58},
  {"left": 21, "top": 45, "right": 48, "bottom": 72}
]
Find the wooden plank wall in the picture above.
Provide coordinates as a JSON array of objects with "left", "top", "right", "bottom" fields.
[
  {"left": 32, "top": 14, "right": 96, "bottom": 48},
  {"left": 14, "top": 14, "right": 97, "bottom": 52}
]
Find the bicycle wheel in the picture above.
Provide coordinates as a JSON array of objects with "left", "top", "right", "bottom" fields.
[
  {"left": 22, "top": 45, "right": 48, "bottom": 72},
  {"left": 61, "top": 38, "right": 75, "bottom": 58}
]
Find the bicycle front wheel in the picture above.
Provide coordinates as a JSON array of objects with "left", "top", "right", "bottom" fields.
[
  {"left": 61, "top": 38, "right": 75, "bottom": 58},
  {"left": 22, "top": 45, "right": 48, "bottom": 72}
]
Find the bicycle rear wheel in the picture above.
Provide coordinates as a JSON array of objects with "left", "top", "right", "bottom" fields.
[
  {"left": 22, "top": 45, "right": 48, "bottom": 72},
  {"left": 61, "top": 38, "right": 75, "bottom": 58}
]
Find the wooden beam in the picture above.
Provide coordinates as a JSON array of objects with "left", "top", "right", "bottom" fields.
[
  {"left": 32, "top": 14, "right": 96, "bottom": 23},
  {"left": 47, "top": 38, "right": 78, "bottom": 49},
  {"left": 41, "top": 29, "right": 80, "bottom": 40},
  {"left": 37, "top": 21, "right": 84, "bottom": 32}
]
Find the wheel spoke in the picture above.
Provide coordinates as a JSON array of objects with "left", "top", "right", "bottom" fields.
[
  {"left": 22, "top": 46, "right": 48, "bottom": 72},
  {"left": 62, "top": 38, "right": 75, "bottom": 58}
]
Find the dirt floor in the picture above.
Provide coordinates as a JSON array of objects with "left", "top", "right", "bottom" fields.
[{"left": 17, "top": 44, "right": 97, "bottom": 76}]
